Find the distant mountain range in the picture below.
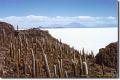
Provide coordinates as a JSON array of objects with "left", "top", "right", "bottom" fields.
[
  {"left": 38, "top": 22, "right": 117, "bottom": 28},
  {"left": 64, "top": 22, "right": 86, "bottom": 28},
  {"left": 39, "top": 22, "right": 86, "bottom": 28}
]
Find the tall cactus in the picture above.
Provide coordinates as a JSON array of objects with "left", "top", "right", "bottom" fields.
[
  {"left": 9, "top": 42, "right": 13, "bottom": 57},
  {"left": 72, "top": 52, "right": 78, "bottom": 77},
  {"left": 12, "top": 45, "right": 15, "bottom": 59},
  {"left": 84, "top": 54, "right": 87, "bottom": 62},
  {"left": 32, "top": 38, "right": 34, "bottom": 48},
  {"left": 58, "top": 59, "right": 62, "bottom": 78},
  {"left": 23, "top": 60, "right": 26, "bottom": 77},
  {"left": 101, "top": 62, "right": 105, "bottom": 76},
  {"left": 82, "top": 48, "right": 85, "bottom": 57},
  {"left": 2, "top": 29, "right": 6, "bottom": 43},
  {"left": 82, "top": 61, "right": 88, "bottom": 77},
  {"left": 31, "top": 49, "right": 36, "bottom": 77},
  {"left": 25, "top": 38, "right": 28, "bottom": 48},
  {"left": 18, "top": 49, "right": 21, "bottom": 67},
  {"left": 53, "top": 65, "right": 57, "bottom": 78},
  {"left": 60, "top": 46, "right": 63, "bottom": 70},
  {"left": 82, "top": 48, "right": 87, "bottom": 62},
  {"left": 35, "top": 59, "right": 39, "bottom": 77},
  {"left": 65, "top": 71, "right": 68, "bottom": 78},
  {"left": 79, "top": 55, "right": 83, "bottom": 75},
  {"left": 42, "top": 48, "right": 51, "bottom": 78},
  {"left": 17, "top": 25, "right": 19, "bottom": 31},
  {"left": 91, "top": 50, "right": 94, "bottom": 58},
  {"left": 91, "top": 50, "right": 95, "bottom": 66},
  {"left": 16, "top": 49, "right": 21, "bottom": 77},
  {"left": 72, "top": 59, "right": 77, "bottom": 77}
]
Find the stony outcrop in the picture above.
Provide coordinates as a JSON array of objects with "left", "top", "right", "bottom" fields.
[
  {"left": 0, "top": 22, "right": 15, "bottom": 35},
  {"left": 95, "top": 42, "right": 118, "bottom": 69}
]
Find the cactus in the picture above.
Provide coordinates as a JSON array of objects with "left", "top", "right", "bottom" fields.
[
  {"left": 0, "top": 67, "right": 3, "bottom": 77},
  {"left": 28, "top": 65, "right": 32, "bottom": 76},
  {"left": 32, "top": 38, "right": 34, "bottom": 49},
  {"left": 16, "top": 49, "right": 21, "bottom": 77},
  {"left": 0, "top": 26, "right": 105, "bottom": 78},
  {"left": 44, "top": 54, "right": 51, "bottom": 77},
  {"left": 9, "top": 33, "right": 12, "bottom": 43},
  {"left": 12, "top": 45, "right": 15, "bottom": 59},
  {"left": 18, "top": 35, "right": 22, "bottom": 56},
  {"left": 101, "top": 62, "right": 105, "bottom": 76},
  {"left": 72, "top": 52, "right": 78, "bottom": 77},
  {"left": 82, "top": 48, "right": 85, "bottom": 57},
  {"left": 60, "top": 59, "right": 63, "bottom": 73},
  {"left": 91, "top": 50, "right": 94, "bottom": 58},
  {"left": 42, "top": 48, "right": 51, "bottom": 78},
  {"left": 9, "top": 42, "right": 13, "bottom": 57},
  {"left": 53, "top": 65, "right": 57, "bottom": 78},
  {"left": 18, "top": 49, "right": 21, "bottom": 66},
  {"left": 73, "top": 52, "right": 75, "bottom": 60},
  {"left": 35, "top": 59, "right": 39, "bottom": 77},
  {"left": 82, "top": 61, "right": 88, "bottom": 77},
  {"left": 2, "top": 29, "right": 6, "bottom": 43},
  {"left": 31, "top": 49, "right": 36, "bottom": 77},
  {"left": 79, "top": 55, "right": 83, "bottom": 75},
  {"left": 34, "top": 43, "right": 37, "bottom": 55},
  {"left": 23, "top": 60, "right": 26, "bottom": 77},
  {"left": 91, "top": 50, "right": 95, "bottom": 66},
  {"left": 84, "top": 54, "right": 87, "bottom": 62},
  {"left": 65, "top": 71, "right": 68, "bottom": 78},
  {"left": 72, "top": 59, "right": 77, "bottom": 77},
  {"left": 25, "top": 38, "right": 28, "bottom": 48},
  {"left": 17, "top": 25, "right": 18, "bottom": 31},
  {"left": 59, "top": 45, "right": 63, "bottom": 75},
  {"left": 82, "top": 48, "right": 87, "bottom": 62},
  {"left": 58, "top": 60, "right": 62, "bottom": 78}
]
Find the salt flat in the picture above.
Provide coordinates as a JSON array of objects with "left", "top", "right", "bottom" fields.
[{"left": 42, "top": 28, "right": 118, "bottom": 55}]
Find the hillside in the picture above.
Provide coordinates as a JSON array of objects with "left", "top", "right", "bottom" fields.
[
  {"left": 95, "top": 42, "right": 118, "bottom": 69},
  {"left": 0, "top": 22, "right": 118, "bottom": 78}
]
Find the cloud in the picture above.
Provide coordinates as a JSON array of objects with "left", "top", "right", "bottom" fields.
[{"left": 0, "top": 15, "right": 117, "bottom": 29}]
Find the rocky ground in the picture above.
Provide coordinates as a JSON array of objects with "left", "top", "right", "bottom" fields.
[{"left": 0, "top": 22, "right": 118, "bottom": 78}]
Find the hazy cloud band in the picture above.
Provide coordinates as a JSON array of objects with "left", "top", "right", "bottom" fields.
[{"left": 0, "top": 15, "right": 117, "bottom": 29}]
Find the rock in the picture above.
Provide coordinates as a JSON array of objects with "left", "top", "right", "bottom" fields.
[
  {"left": 0, "top": 22, "right": 15, "bottom": 35},
  {"left": 95, "top": 42, "right": 118, "bottom": 69}
]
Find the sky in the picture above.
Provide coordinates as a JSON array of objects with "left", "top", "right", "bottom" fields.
[{"left": 0, "top": 0, "right": 118, "bottom": 29}]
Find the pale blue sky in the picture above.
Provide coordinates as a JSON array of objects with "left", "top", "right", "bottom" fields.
[{"left": 0, "top": 0, "right": 117, "bottom": 28}]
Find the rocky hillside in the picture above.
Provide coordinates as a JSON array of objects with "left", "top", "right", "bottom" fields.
[
  {"left": 0, "top": 22, "right": 118, "bottom": 78},
  {"left": 0, "top": 22, "right": 15, "bottom": 35},
  {"left": 95, "top": 42, "right": 118, "bottom": 69}
]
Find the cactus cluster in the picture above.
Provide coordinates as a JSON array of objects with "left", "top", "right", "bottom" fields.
[{"left": 0, "top": 25, "right": 117, "bottom": 78}]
